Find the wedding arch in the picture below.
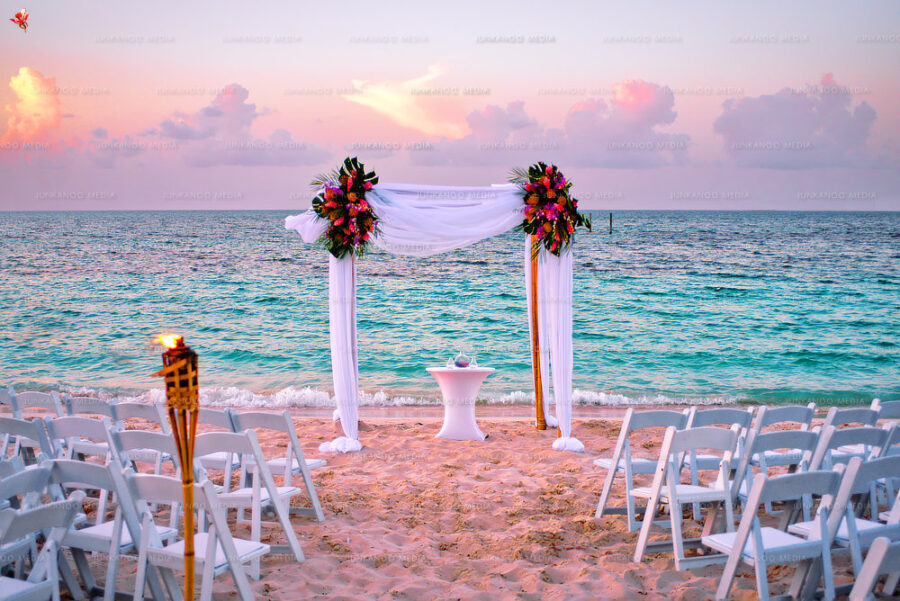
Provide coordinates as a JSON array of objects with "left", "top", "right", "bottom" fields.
[{"left": 284, "top": 158, "right": 591, "bottom": 453}]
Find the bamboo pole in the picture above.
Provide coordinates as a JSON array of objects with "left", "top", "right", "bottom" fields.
[{"left": 530, "top": 235, "right": 546, "bottom": 430}]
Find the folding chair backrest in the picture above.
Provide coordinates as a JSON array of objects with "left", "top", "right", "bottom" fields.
[
  {"left": 194, "top": 430, "right": 256, "bottom": 459},
  {"left": 0, "top": 416, "right": 54, "bottom": 459},
  {"left": 48, "top": 458, "right": 141, "bottom": 528},
  {"left": 197, "top": 407, "right": 235, "bottom": 431},
  {"left": 688, "top": 407, "right": 754, "bottom": 430},
  {"left": 44, "top": 415, "right": 113, "bottom": 459},
  {"left": 872, "top": 399, "right": 900, "bottom": 421},
  {"left": 811, "top": 426, "right": 890, "bottom": 470},
  {"left": 0, "top": 388, "right": 13, "bottom": 412},
  {"left": 230, "top": 410, "right": 290, "bottom": 434},
  {"left": 738, "top": 429, "right": 819, "bottom": 471},
  {"left": 111, "top": 402, "right": 170, "bottom": 433},
  {"left": 823, "top": 406, "right": 880, "bottom": 429},
  {"left": 0, "top": 493, "right": 84, "bottom": 544},
  {"left": 110, "top": 429, "right": 179, "bottom": 466},
  {"left": 755, "top": 404, "right": 815, "bottom": 430},
  {"left": 628, "top": 409, "right": 689, "bottom": 432},
  {"left": 848, "top": 536, "right": 900, "bottom": 601},
  {"left": 849, "top": 455, "right": 900, "bottom": 497},
  {"left": 0, "top": 465, "right": 51, "bottom": 505},
  {"left": 668, "top": 425, "right": 739, "bottom": 457},
  {"left": 0, "top": 457, "right": 21, "bottom": 478},
  {"left": 756, "top": 469, "right": 842, "bottom": 507},
  {"left": 66, "top": 395, "right": 115, "bottom": 418},
  {"left": 13, "top": 390, "right": 65, "bottom": 416}
]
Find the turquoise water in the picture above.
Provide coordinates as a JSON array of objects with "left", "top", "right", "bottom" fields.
[{"left": 1, "top": 210, "right": 898, "bottom": 407}]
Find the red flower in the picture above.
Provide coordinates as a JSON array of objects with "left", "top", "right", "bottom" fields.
[
  {"left": 10, "top": 9, "right": 27, "bottom": 32},
  {"left": 545, "top": 165, "right": 553, "bottom": 175},
  {"left": 364, "top": 181, "right": 373, "bottom": 190},
  {"left": 542, "top": 177, "right": 551, "bottom": 189},
  {"left": 333, "top": 216, "right": 344, "bottom": 226}
]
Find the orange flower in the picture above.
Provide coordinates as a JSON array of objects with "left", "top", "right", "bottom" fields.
[
  {"left": 543, "top": 222, "right": 552, "bottom": 233},
  {"left": 348, "top": 192, "right": 358, "bottom": 202},
  {"left": 547, "top": 189, "right": 556, "bottom": 199},
  {"left": 527, "top": 194, "right": 539, "bottom": 205},
  {"left": 339, "top": 175, "right": 348, "bottom": 185}
]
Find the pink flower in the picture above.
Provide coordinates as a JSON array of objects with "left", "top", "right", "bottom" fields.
[
  {"left": 545, "top": 165, "right": 553, "bottom": 175},
  {"left": 364, "top": 181, "right": 373, "bottom": 190},
  {"left": 542, "top": 177, "right": 551, "bottom": 189},
  {"left": 346, "top": 177, "right": 354, "bottom": 190},
  {"left": 333, "top": 216, "right": 344, "bottom": 226}
]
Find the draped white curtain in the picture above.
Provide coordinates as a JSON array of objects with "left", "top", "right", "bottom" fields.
[{"left": 285, "top": 182, "right": 582, "bottom": 452}]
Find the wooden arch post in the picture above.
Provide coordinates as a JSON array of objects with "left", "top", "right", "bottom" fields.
[{"left": 530, "top": 235, "right": 546, "bottom": 430}]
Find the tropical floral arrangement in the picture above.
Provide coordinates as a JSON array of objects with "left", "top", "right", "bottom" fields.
[
  {"left": 311, "top": 157, "right": 379, "bottom": 258},
  {"left": 510, "top": 162, "right": 591, "bottom": 255}
]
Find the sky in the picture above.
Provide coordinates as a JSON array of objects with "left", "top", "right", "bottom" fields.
[{"left": 0, "top": 0, "right": 897, "bottom": 210}]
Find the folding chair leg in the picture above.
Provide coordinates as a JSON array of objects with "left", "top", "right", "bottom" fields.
[
  {"left": 57, "top": 551, "right": 87, "bottom": 601},
  {"left": 670, "top": 499, "right": 686, "bottom": 569},
  {"left": 754, "top": 558, "right": 770, "bottom": 601},
  {"left": 298, "top": 463, "right": 325, "bottom": 522},
  {"left": 595, "top": 465, "right": 618, "bottom": 519},
  {"left": 715, "top": 552, "right": 741, "bottom": 600},
  {"left": 71, "top": 547, "right": 99, "bottom": 594},
  {"left": 633, "top": 487, "right": 661, "bottom": 563}
]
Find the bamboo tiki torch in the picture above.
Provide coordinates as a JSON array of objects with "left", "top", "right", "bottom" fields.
[
  {"left": 154, "top": 334, "right": 199, "bottom": 601},
  {"left": 530, "top": 235, "right": 546, "bottom": 430}
]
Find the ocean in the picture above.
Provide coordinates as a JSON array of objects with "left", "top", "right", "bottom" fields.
[{"left": 1, "top": 210, "right": 898, "bottom": 408}]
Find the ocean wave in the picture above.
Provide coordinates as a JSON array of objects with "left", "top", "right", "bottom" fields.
[{"left": 60, "top": 385, "right": 736, "bottom": 408}]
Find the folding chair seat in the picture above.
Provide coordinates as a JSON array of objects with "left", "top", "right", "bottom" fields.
[
  {"left": 593, "top": 408, "right": 689, "bottom": 532},
  {"left": 231, "top": 410, "right": 326, "bottom": 522},
  {"left": 702, "top": 463, "right": 856, "bottom": 601},
  {"left": 127, "top": 472, "right": 268, "bottom": 601},
  {"left": 848, "top": 536, "right": 900, "bottom": 601},
  {"left": 632, "top": 425, "right": 740, "bottom": 570}
]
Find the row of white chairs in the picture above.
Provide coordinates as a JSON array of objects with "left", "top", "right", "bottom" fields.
[
  {"left": 593, "top": 402, "right": 900, "bottom": 599},
  {"left": 1, "top": 457, "right": 269, "bottom": 601}
]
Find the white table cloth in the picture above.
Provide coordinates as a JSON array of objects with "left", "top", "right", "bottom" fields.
[{"left": 426, "top": 367, "right": 494, "bottom": 441}]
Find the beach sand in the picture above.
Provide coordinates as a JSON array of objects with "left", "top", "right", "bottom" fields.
[{"left": 79, "top": 406, "right": 853, "bottom": 600}]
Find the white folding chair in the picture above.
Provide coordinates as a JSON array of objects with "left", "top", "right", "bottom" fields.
[
  {"left": 594, "top": 408, "right": 689, "bottom": 532},
  {"left": 632, "top": 425, "right": 740, "bottom": 570},
  {"left": 809, "top": 425, "right": 889, "bottom": 471},
  {"left": 0, "top": 387, "right": 15, "bottom": 414},
  {"left": 128, "top": 473, "right": 268, "bottom": 601},
  {"left": 872, "top": 399, "right": 900, "bottom": 424},
  {"left": 848, "top": 536, "right": 900, "bottom": 601},
  {"left": 702, "top": 464, "right": 855, "bottom": 601},
  {"left": 194, "top": 430, "right": 306, "bottom": 579},
  {"left": 48, "top": 459, "right": 176, "bottom": 601},
  {"left": 231, "top": 410, "right": 326, "bottom": 522},
  {"left": 683, "top": 407, "right": 754, "bottom": 519},
  {"left": 0, "top": 493, "right": 85, "bottom": 601},
  {"left": 749, "top": 404, "right": 816, "bottom": 468}
]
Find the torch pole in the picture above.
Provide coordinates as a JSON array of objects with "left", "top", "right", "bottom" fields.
[
  {"left": 156, "top": 340, "right": 199, "bottom": 601},
  {"left": 530, "top": 235, "right": 546, "bottom": 430}
]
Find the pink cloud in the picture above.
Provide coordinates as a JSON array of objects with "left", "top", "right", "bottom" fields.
[
  {"left": 714, "top": 74, "right": 879, "bottom": 168},
  {"left": 410, "top": 80, "right": 690, "bottom": 168},
  {"left": 0, "top": 67, "right": 62, "bottom": 146}
]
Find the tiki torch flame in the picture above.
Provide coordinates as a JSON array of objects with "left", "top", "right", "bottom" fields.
[{"left": 156, "top": 333, "right": 183, "bottom": 349}]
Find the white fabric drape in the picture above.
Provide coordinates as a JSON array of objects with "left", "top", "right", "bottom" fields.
[
  {"left": 285, "top": 182, "right": 582, "bottom": 453},
  {"left": 544, "top": 249, "right": 583, "bottom": 452},
  {"left": 320, "top": 255, "right": 362, "bottom": 453},
  {"left": 524, "top": 238, "right": 558, "bottom": 429}
]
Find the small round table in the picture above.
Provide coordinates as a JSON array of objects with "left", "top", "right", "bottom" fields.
[{"left": 426, "top": 366, "right": 494, "bottom": 441}]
